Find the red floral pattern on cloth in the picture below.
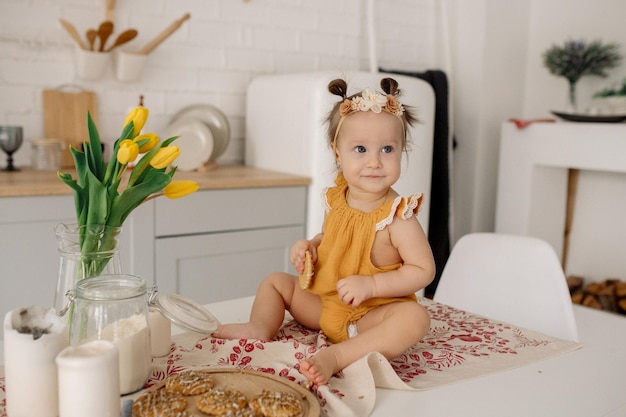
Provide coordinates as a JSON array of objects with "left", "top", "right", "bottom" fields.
[{"left": 0, "top": 299, "right": 581, "bottom": 417}]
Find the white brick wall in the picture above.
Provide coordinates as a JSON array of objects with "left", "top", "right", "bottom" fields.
[{"left": 0, "top": 0, "right": 437, "bottom": 167}]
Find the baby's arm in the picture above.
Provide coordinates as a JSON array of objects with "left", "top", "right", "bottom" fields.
[
  {"left": 373, "top": 217, "right": 435, "bottom": 296},
  {"left": 336, "top": 217, "right": 434, "bottom": 306},
  {"left": 290, "top": 233, "right": 323, "bottom": 274}
]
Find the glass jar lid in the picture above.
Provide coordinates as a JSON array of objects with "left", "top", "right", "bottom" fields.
[
  {"left": 149, "top": 291, "right": 220, "bottom": 334},
  {"left": 76, "top": 274, "right": 146, "bottom": 301}
]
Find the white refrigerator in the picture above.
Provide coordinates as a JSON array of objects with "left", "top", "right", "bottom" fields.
[{"left": 245, "top": 71, "right": 435, "bottom": 238}]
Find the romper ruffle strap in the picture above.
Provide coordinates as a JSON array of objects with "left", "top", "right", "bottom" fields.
[
  {"left": 322, "top": 173, "right": 349, "bottom": 214},
  {"left": 375, "top": 193, "right": 423, "bottom": 231}
]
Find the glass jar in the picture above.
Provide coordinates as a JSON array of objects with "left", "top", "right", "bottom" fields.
[
  {"left": 31, "top": 139, "right": 64, "bottom": 171},
  {"left": 69, "top": 274, "right": 150, "bottom": 395}
]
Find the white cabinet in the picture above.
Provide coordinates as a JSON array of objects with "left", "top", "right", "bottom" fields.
[
  {"left": 0, "top": 195, "right": 74, "bottom": 311},
  {"left": 153, "top": 186, "right": 307, "bottom": 304},
  {"left": 0, "top": 183, "right": 307, "bottom": 311},
  {"left": 0, "top": 195, "right": 147, "bottom": 312}
]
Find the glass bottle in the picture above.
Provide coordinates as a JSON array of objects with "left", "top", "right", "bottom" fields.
[{"left": 54, "top": 223, "right": 122, "bottom": 315}]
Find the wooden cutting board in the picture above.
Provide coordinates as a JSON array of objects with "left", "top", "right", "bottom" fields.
[{"left": 42, "top": 86, "right": 98, "bottom": 167}]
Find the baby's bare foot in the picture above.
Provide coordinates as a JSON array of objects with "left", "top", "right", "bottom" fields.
[
  {"left": 299, "top": 349, "right": 339, "bottom": 386},
  {"left": 213, "top": 323, "right": 272, "bottom": 340}
]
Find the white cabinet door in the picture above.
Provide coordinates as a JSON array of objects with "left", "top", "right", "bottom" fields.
[
  {"left": 0, "top": 195, "right": 75, "bottom": 311},
  {"left": 0, "top": 195, "right": 151, "bottom": 312},
  {"left": 155, "top": 226, "right": 303, "bottom": 305},
  {"left": 155, "top": 187, "right": 307, "bottom": 236}
]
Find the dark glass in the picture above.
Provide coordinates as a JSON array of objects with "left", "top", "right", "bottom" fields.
[{"left": 0, "top": 126, "right": 23, "bottom": 171}]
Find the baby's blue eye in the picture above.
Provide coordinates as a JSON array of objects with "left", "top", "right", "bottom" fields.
[
  {"left": 382, "top": 146, "right": 394, "bottom": 153},
  {"left": 355, "top": 145, "right": 366, "bottom": 153}
]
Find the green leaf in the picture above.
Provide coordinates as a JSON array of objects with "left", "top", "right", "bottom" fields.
[
  {"left": 162, "top": 136, "right": 178, "bottom": 147},
  {"left": 85, "top": 170, "right": 108, "bottom": 227},
  {"left": 70, "top": 146, "right": 88, "bottom": 187},
  {"left": 108, "top": 171, "right": 172, "bottom": 226},
  {"left": 106, "top": 170, "right": 122, "bottom": 217},
  {"left": 103, "top": 123, "right": 134, "bottom": 185},
  {"left": 128, "top": 135, "right": 180, "bottom": 186},
  {"left": 87, "top": 112, "right": 105, "bottom": 180},
  {"left": 122, "top": 121, "right": 136, "bottom": 140},
  {"left": 83, "top": 142, "right": 99, "bottom": 182},
  {"left": 57, "top": 172, "right": 82, "bottom": 194},
  {"left": 58, "top": 172, "right": 87, "bottom": 224},
  {"left": 128, "top": 147, "right": 160, "bottom": 186}
]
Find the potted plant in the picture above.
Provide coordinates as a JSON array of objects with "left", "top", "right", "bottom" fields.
[
  {"left": 543, "top": 39, "right": 622, "bottom": 112},
  {"left": 593, "top": 78, "right": 626, "bottom": 113}
]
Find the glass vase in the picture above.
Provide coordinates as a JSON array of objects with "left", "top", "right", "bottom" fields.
[{"left": 54, "top": 223, "right": 122, "bottom": 316}]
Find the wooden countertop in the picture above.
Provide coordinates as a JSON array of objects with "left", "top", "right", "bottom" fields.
[{"left": 0, "top": 165, "right": 311, "bottom": 197}]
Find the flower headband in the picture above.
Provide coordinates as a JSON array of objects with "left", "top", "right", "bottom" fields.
[
  {"left": 340, "top": 87, "right": 405, "bottom": 118},
  {"left": 333, "top": 87, "right": 406, "bottom": 145}
]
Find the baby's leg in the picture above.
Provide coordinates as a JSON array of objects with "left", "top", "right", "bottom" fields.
[
  {"left": 300, "top": 301, "right": 429, "bottom": 385},
  {"left": 215, "top": 272, "right": 321, "bottom": 340}
]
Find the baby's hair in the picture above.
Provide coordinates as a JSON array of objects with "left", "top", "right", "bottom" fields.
[{"left": 325, "top": 77, "right": 417, "bottom": 150}]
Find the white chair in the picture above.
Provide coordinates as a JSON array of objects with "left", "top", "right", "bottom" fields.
[{"left": 433, "top": 233, "right": 579, "bottom": 341}]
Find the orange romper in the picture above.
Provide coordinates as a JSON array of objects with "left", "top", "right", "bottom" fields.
[{"left": 307, "top": 173, "right": 424, "bottom": 344}]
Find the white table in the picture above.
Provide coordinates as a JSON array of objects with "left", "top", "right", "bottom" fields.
[
  {"left": 203, "top": 296, "right": 626, "bottom": 417},
  {"left": 2, "top": 298, "right": 624, "bottom": 417}
]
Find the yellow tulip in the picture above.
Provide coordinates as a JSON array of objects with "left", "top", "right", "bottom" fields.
[
  {"left": 122, "top": 106, "right": 149, "bottom": 137},
  {"left": 163, "top": 181, "right": 199, "bottom": 199},
  {"left": 134, "top": 133, "right": 159, "bottom": 153},
  {"left": 117, "top": 140, "right": 139, "bottom": 165},
  {"left": 149, "top": 146, "right": 180, "bottom": 169}
]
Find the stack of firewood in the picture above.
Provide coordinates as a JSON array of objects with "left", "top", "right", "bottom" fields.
[{"left": 567, "top": 276, "right": 626, "bottom": 315}]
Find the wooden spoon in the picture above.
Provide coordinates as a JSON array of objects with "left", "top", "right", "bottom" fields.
[
  {"left": 97, "top": 21, "right": 114, "bottom": 52},
  {"left": 138, "top": 13, "right": 191, "bottom": 55},
  {"left": 105, "top": 29, "right": 138, "bottom": 52},
  {"left": 58, "top": 18, "right": 86, "bottom": 50},
  {"left": 86, "top": 29, "right": 98, "bottom": 51},
  {"left": 106, "top": 0, "right": 116, "bottom": 22}
]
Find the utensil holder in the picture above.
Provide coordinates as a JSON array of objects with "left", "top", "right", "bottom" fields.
[
  {"left": 115, "top": 50, "right": 148, "bottom": 82},
  {"left": 74, "top": 48, "right": 111, "bottom": 81}
]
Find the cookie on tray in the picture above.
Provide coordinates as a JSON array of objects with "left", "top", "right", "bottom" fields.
[
  {"left": 249, "top": 390, "right": 304, "bottom": 417},
  {"left": 132, "top": 388, "right": 187, "bottom": 417},
  {"left": 165, "top": 369, "right": 216, "bottom": 396},
  {"left": 195, "top": 388, "right": 248, "bottom": 416}
]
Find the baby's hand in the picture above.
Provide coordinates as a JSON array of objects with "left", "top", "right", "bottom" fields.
[
  {"left": 336, "top": 275, "right": 375, "bottom": 307},
  {"left": 290, "top": 239, "right": 314, "bottom": 274}
]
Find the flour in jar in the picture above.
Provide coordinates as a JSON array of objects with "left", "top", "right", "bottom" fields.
[{"left": 98, "top": 314, "right": 151, "bottom": 394}]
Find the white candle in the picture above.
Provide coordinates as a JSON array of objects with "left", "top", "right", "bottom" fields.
[
  {"left": 3, "top": 306, "right": 68, "bottom": 417},
  {"left": 149, "top": 307, "right": 171, "bottom": 357},
  {"left": 56, "top": 340, "right": 120, "bottom": 417}
]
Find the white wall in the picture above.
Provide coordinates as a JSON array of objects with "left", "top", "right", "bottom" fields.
[
  {"left": 523, "top": 0, "right": 626, "bottom": 282},
  {"left": 524, "top": 0, "right": 626, "bottom": 116},
  {"left": 2, "top": 0, "right": 625, "bottom": 282},
  {"left": 0, "top": 0, "right": 436, "bottom": 167},
  {"left": 448, "top": 0, "right": 530, "bottom": 239},
  {"left": 449, "top": 0, "right": 626, "bottom": 282}
]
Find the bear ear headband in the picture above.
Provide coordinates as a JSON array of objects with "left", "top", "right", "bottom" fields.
[{"left": 332, "top": 87, "right": 406, "bottom": 145}]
